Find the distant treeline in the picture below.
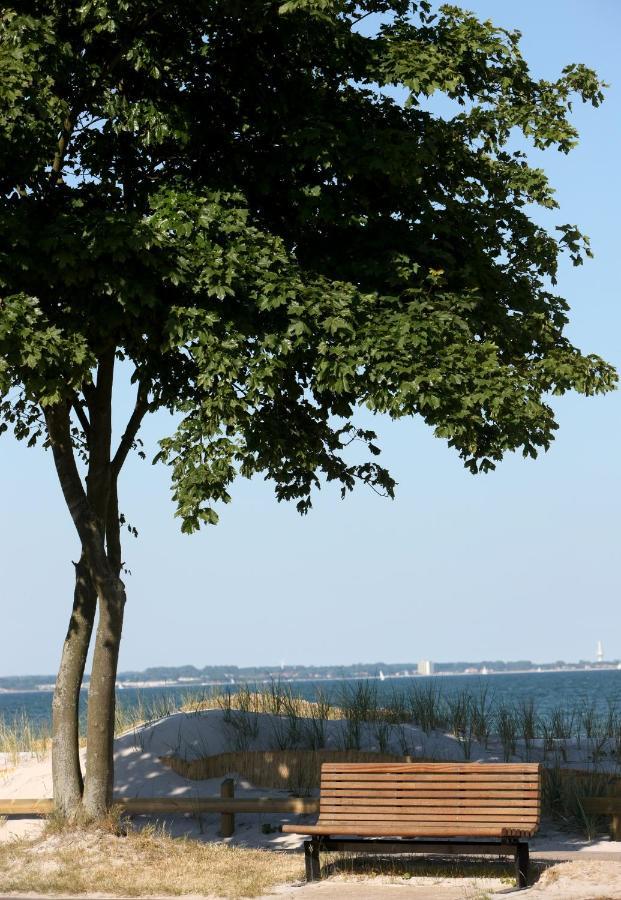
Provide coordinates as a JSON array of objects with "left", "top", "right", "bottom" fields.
[{"left": 1, "top": 659, "right": 613, "bottom": 692}]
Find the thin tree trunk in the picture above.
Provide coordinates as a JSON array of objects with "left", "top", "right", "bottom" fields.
[
  {"left": 82, "top": 579, "right": 125, "bottom": 817},
  {"left": 82, "top": 481, "right": 125, "bottom": 819},
  {"left": 51, "top": 553, "right": 96, "bottom": 817}
]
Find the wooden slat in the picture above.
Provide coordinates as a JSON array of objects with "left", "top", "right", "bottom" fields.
[
  {"left": 321, "top": 772, "right": 539, "bottom": 784},
  {"left": 319, "top": 812, "right": 536, "bottom": 826},
  {"left": 0, "top": 799, "right": 54, "bottom": 815},
  {"left": 321, "top": 789, "right": 539, "bottom": 799},
  {"left": 321, "top": 777, "right": 539, "bottom": 788},
  {"left": 322, "top": 762, "right": 539, "bottom": 772},
  {"left": 321, "top": 797, "right": 538, "bottom": 808},
  {"left": 319, "top": 812, "right": 537, "bottom": 820},
  {"left": 0, "top": 797, "right": 320, "bottom": 816},
  {"left": 326, "top": 766, "right": 540, "bottom": 777},
  {"left": 581, "top": 798, "right": 621, "bottom": 814},
  {"left": 284, "top": 824, "right": 534, "bottom": 837}
]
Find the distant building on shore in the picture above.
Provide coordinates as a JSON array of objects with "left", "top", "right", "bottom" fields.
[
  {"left": 597, "top": 641, "right": 604, "bottom": 663},
  {"left": 418, "top": 659, "right": 435, "bottom": 676}
]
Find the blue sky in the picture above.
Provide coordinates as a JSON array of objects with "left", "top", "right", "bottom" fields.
[{"left": 1, "top": 0, "right": 619, "bottom": 675}]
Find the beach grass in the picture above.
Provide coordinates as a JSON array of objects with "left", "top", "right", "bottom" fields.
[{"left": 0, "top": 710, "right": 51, "bottom": 766}]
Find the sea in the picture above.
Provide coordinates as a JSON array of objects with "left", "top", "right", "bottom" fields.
[{"left": 2, "top": 668, "right": 621, "bottom": 729}]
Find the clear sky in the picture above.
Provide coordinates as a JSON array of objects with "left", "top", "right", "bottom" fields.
[{"left": 1, "top": 0, "right": 619, "bottom": 676}]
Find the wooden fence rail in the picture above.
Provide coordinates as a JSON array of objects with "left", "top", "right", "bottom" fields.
[{"left": 0, "top": 784, "right": 319, "bottom": 837}]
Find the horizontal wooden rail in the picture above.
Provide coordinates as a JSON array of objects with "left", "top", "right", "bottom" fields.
[
  {"left": 0, "top": 796, "right": 319, "bottom": 817},
  {"left": 581, "top": 797, "right": 621, "bottom": 840},
  {"left": 581, "top": 798, "right": 621, "bottom": 815},
  {"left": 0, "top": 799, "right": 54, "bottom": 815}
]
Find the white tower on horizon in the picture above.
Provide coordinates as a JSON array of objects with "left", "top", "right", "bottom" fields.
[{"left": 596, "top": 640, "right": 604, "bottom": 663}]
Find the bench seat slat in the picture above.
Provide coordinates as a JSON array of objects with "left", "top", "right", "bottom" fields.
[
  {"left": 283, "top": 824, "right": 535, "bottom": 837},
  {"left": 318, "top": 817, "right": 536, "bottom": 826},
  {"left": 321, "top": 763, "right": 540, "bottom": 770},
  {"left": 318, "top": 816, "right": 537, "bottom": 826}
]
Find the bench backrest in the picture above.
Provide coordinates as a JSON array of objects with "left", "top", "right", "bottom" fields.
[{"left": 319, "top": 762, "right": 541, "bottom": 837}]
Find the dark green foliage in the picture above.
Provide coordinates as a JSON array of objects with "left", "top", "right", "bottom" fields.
[{"left": 0, "top": 0, "right": 616, "bottom": 528}]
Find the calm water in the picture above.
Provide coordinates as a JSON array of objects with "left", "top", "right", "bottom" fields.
[{"left": 2, "top": 668, "right": 621, "bottom": 729}]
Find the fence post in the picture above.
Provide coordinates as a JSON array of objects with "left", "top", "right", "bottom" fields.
[{"left": 220, "top": 777, "right": 235, "bottom": 837}]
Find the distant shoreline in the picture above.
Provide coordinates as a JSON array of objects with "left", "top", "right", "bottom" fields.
[{"left": 1, "top": 663, "right": 620, "bottom": 694}]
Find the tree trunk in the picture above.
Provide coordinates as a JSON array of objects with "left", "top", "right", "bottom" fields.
[
  {"left": 45, "top": 365, "right": 148, "bottom": 821},
  {"left": 82, "top": 570, "right": 126, "bottom": 818},
  {"left": 52, "top": 553, "right": 97, "bottom": 817}
]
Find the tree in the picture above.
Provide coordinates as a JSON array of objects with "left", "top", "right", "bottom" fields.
[{"left": 0, "top": 0, "right": 616, "bottom": 819}]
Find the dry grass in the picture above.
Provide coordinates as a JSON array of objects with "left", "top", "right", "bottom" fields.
[
  {"left": 0, "top": 711, "right": 51, "bottom": 766},
  {"left": 0, "top": 826, "right": 304, "bottom": 897}
]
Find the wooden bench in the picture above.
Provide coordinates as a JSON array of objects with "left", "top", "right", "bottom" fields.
[{"left": 282, "top": 761, "right": 541, "bottom": 888}]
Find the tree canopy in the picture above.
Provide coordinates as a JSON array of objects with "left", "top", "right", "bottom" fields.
[{"left": 1, "top": 0, "right": 616, "bottom": 527}]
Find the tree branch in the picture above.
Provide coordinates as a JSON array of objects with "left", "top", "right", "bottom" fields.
[
  {"left": 44, "top": 402, "right": 100, "bottom": 551},
  {"left": 71, "top": 392, "right": 91, "bottom": 437},
  {"left": 111, "top": 380, "right": 149, "bottom": 478},
  {"left": 49, "top": 116, "right": 74, "bottom": 186},
  {"left": 86, "top": 350, "right": 115, "bottom": 524}
]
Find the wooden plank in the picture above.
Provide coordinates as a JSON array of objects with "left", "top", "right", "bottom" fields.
[
  {"left": 321, "top": 763, "right": 540, "bottom": 773},
  {"left": 321, "top": 788, "right": 539, "bottom": 799},
  {"left": 0, "top": 799, "right": 54, "bottom": 815},
  {"left": 321, "top": 771, "right": 540, "bottom": 780},
  {"left": 319, "top": 815, "right": 537, "bottom": 825},
  {"left": 320, "top": 797, "right": 538, "bottom": 808},
  {"left": 283, "top": 824, "right": 533, "bottom": 838},
  {"left": 581, "top": 798, "right": 621, "bottom": 815},
  {"left": 0, "top": 797, "right": 320, "bottom": 816},
  {"left": 319, "top": 816, "right": 539, "bottom": 825},
  {"left": 318, "top": 811, "right": 536, "bottom": 825},
  {"left": 321, "top": 777, "right": 539, "bottom": 787}
]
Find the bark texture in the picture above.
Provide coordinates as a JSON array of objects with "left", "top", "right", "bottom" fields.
[
  {"left": 51, "top": 554, "right": 96, "bottom": 817},
  {"left": 82, "top": 571, "right": 125, "bottom": 817}
]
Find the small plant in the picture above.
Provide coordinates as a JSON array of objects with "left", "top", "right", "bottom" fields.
[
  {"left": 303, "top": 689, "right": 331, "bottom": 749},
  {"left": 373, "top": 721, "right": 393, "bottom": 754},
  {"left": 446, "top": 691, "right": 475, "bottom": 760},
  {"left": 218, "top": 687, "right": 260, "bottom": 752},
  {"left": 516, "top": 698, "right": 538, "bottom": 761},
  {"left": 385, "top": 689, "right": 408, "bottom": 724},
  {"left": 471, "top": 685, "right": 494, "bottom": 749},
  {"left": 338, "top": 681, "right": 378, "bottom": 751},
  {"left": 496, "top": 705, "right": 517, "bottom": 762},
  {"left": 395, "top": 723, "right": 415, "bottom": 757},
  {"left": 407, "top": 683, "right": 445, "bottom": 733}
]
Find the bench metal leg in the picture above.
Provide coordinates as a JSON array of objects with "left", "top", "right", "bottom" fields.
[
  {"left": 304, "top": 839, "right": 321, "bottom": 881},
  {"left": 515, "top": 842, "right": 529, "bottom": 888}
]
